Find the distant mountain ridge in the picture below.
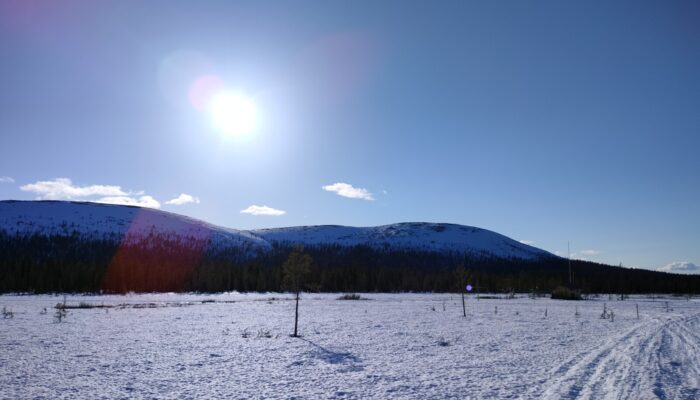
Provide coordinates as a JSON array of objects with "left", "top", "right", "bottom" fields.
[
  {"left": 0, "top": 200, "right": 553, "bottom": 261},
  {"left": 3, "top": 200, "right": 700, "bottom": 295}
]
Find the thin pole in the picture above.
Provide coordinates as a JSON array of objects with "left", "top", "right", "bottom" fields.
[
  {"left": 568, "top": 241, "right": 572, "bottom": 286},
  {"left": 294, "top": 291, "right": 300, "bottom": 337}
]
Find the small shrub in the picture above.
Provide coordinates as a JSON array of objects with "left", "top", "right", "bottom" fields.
[
  {"left": 54, "top": 308, "right": 67, "bottom": 323},
  {"left": 337, "top": 293, "right": 362, "bottom": 300},
  {"left": 437, "top": 337, "right": 450, "bottom": 347},
  {"left": 78, "top": 302, "right": 98, "bottom": 309},
  {"left": 2, "top": 307, "right": 13, "bottom": 319},
  {"left": 551, "top": 286, "right": 582, "bottom": 300},
  {"left": 241, "top": 328, "right": 250, "bottom": 338},
  {"left": 257, "top": 329, "right": 272, "bottom": 339},
  {"left": 56, "top": 302, "right": 111, "bottom": 310}
]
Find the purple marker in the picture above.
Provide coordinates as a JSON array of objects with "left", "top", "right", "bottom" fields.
[{"left": 466, "top": 284, "right": 473, "bottom": 292}]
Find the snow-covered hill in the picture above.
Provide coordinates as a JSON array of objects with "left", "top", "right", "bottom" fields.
[
  {"left": 253, "top": 223, "right": 552, "bottom": 260},
  {"left": 0, "top": 200, "right": 270, "bottom": 254},
  {"left": 0, "top": 201, "right": 554, "bottom": 261}
]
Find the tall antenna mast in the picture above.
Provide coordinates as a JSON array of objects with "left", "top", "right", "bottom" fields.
[{"left": 568, "top": 241, "right": 572, "bottom": 286}]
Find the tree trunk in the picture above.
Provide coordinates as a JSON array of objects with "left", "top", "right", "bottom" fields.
[
  {"left": 293, "top": 290, "right": 300, "bottom": 337},
  {"left": 461, "top": 291, "right": 466, "bottom": 317}
]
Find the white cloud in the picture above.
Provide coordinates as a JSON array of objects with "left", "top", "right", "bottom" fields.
[
  {"left": 240, "top": 205, "right": 286, "bottom": 216},
  {"left": 20, "top": 178, "right": 161, "bottom": 209},
  {"left": 165, "top": 193, "right": 200, "bottom": 206},
  {"left": 20, "top": 178, "right": 127, "bottom": 200},
  {"left": 519, "top": 240, "right": 536, "bottom": 245},
  {"left": 0, "top": 176, "right": 14, "bottom": 183},
  {"left": 580, "top": 249, "right": 600, "bottom": 256},
  {"left": 658, "top": 261, "right": 700, "bottom": 275},
  {"left": 96, "top": 196, "right": 161, "bottom": 209},
  {"left": 322, "top": 182, "right": 374, "bottom": 201}
]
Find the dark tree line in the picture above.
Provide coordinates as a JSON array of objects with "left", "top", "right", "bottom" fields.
[{"left": 1, "top": 231, "right": 699, "bottom": 294}]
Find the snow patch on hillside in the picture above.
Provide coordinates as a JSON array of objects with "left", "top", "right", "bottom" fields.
[{"left": 659, "top": 261, "right": 700, "bottom": 275}]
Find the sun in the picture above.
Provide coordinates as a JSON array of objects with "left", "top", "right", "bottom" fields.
[{"left": 208, "top": 91, "right": 258, "bottom": 136}]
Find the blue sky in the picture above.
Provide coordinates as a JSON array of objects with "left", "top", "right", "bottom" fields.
[{"left": 1, "top": 1, "right": 698, "bottom": 272}]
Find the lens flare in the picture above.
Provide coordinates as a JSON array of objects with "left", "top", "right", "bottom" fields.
[{"left": 189, "top": 75, "right": 224, "bottom": 111}]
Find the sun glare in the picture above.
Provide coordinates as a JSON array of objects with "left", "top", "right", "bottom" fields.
[{"left": 208, "top": 91, "right": 258, "bottom": 136}]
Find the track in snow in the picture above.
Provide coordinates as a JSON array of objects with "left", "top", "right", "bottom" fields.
[{"left": 543, "top": 312, "right": 700, "bottom": 399}]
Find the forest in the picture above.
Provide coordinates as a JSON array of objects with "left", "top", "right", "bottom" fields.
[{"left": 1, "top": 230, "right": 699, "bottom": 294}]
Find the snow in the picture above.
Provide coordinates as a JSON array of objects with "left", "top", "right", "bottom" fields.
[
  {"left": 1, "top": 293, "right": 698, "bottom": 399},
  {"left": 658, "top": 261, "right": 700, "bottom": 275},
  {"left": 0, "top": 201, "right": 553, "bottom": 261}
]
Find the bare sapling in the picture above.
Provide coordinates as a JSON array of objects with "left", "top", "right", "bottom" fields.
[
  {"left": 54, "top": 307, "right": 67, "bottom": 323},
  {"left": 54, "top": 296, "right": 68, "bottom": 323},
  {"left": 282, "top": 246, "right": 313, "bottom": 338},
  {"left": 454, "top": 264, "right": 469, "bottom": 317}
]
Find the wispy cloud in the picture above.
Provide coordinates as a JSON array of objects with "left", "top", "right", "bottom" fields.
[
  {"left": 579, "top": 249, "right": 600, "bottom": 256},
  {"left": 322, "top": 182, "right": 374, "bottom": 201},
  {"left": 96, "top": 196, "right": 161, "bottom": 209},
  {"left": 519, "top": 240, "right": 536, "bottom": 245},
  {"left": 20, "top": 178, "right": 127, "bottom": 200},
  {"left": 240, "top": 205, "right": 286, "bottom": 216},
  {"left": 658, "top": 261, "right": 700, "bottom": 275},
  {"left": 0, "top": 176, "right": 14, "bottom": 183},
  {"left": 165, "top": 193, "right": 200, "bottom": 206},
  {"left": 20, "top": 178, "right": 161, "bottom": 209}
]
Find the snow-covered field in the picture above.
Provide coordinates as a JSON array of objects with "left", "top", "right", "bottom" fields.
[{"left": 1, "top": 293, "right": 698, "bottom": 399}]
